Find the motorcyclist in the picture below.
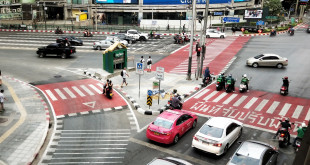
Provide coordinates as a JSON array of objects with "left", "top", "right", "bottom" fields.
[
  {"left": 293, "top": 123, "right": 307, "bottom": 147},
  {"left": 203, "top": 67, "right": 211, "bottom": 85},
  {"left": 171, "top": 94, "right": 182, "bottom": 110},
  {"left": 218, "top": 73, "right": 226, "bottom": 88},
  {"left": 103, "top": 79, "right": 109, "bottom": 94},
  {"left": 226, "top": 74, "right": 235, "bottom": 92},
  {"left": 288, "top": 27, "right": 295, "bottom": 35},
  {"left": 241, "top": 74, "right": 249, "bottom": 92},
  {"left": 282, "top": 76, "right": 289, "bottom": 92},
  {"left": 274, "top": 118, "right": 292, "bottom": 145}
]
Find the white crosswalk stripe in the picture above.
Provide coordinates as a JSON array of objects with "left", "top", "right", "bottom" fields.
[
  {"left": 203, "top": 91, "right": 218, "bottom": 101},
  {"left": 80, "top": 85, "right": 95, "bottom": 95},
  {"left": 305, "top": 108, "right": 310, "bottom": 121},
  {"left": 45, "top": 90, "right": 58, "bottom": 101},
  {"left": 255, "top": 99, "right": 269, "bottom": 112},
  {"left": 223, "top": 94, "right": 238, "bottom": 104},
  {"left": 243, "top": 97, "right": 258, "bottom": 109},
  {"left": 54, "top": 89, "right": 67, "bottom": 100},
  {"left": 212, "top": 92, "right": 227, "bottom": 103},
  {"left": 89, "top": 84, "right": 102, "bottom": 94},
  {"left": 292, "top": 105, "right": 303, "bottom": 119},
  {"left": 266, "top": 101, "right": 280, "bottom": 114},
  {"left": 72, "top": 86, "right": 86, "bottom": 97},
  {"left": 233, "top": 96, "right": 248, "bottom": 107},
  {"left": 193, "top": 89, "right": 210, "bottom": 99},
  {"left": 63, "top": 87, "right": 76, "bottom": 98},
  {"left": 279, "top": 103, "right": 291, "bottom": 116}
]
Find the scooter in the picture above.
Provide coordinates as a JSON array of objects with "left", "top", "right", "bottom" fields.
[
  {"left": 280, "top": 86, "right": 288, "bottom": 96},
  {"left": 288, "top": 30, "right": 294, "bottom": 36},
  {"left": 216, "top": 77, "right": 225, "bottom": 91},
  {"left": 105, "top": 87, "right": 113, "bottom": 99},
  {"left": 294, "top": 138, "right": 302, "bottom": 152},
  {"left": 270, "top": 30, "right": 277, "bottom": 37},
  {"left": 276, "top": 120, "right": 294, "bottom": 148},
  {"left": 239, "top": 81, "right": 247, "bottom": 93},
  {"left": 225, "top": 80, "right": 235, "bottom": 93},
  {"left": 55, "top": 29, "right": 64, "bottom": 34},
  {"left": 167, "top": 93, "right": 183, "bottom": 110},
  {"left": 84, "top": 31, "right": 93, "bottom": 37},
  {"left": 202, "top": 74, "right": 215, "bottom": 87}
]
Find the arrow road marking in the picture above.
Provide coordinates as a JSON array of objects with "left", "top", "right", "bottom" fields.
[{"left": 83, "top": 101, "right": 96, "bottom": 108}]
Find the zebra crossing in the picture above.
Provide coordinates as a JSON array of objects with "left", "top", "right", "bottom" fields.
[
  {"left": 0, "top": 31, "right": 179, "bottom": 53},
  {"left": 42, "top": 120, "right": 131, "bottom": 164},
  {"left": 184, "top": 84, "right": 310, "bottom": 133},
  {"left": 36, "top": 79, "right": 127, "bottom": 116}
]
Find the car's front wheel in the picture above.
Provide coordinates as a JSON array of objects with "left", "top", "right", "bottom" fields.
[
  {"left": 96, "top": 46, "right": 101, "bottom": 50},
  {"left": 223, "top": 145, "right": 229, "bottom": 155},
  {"left": 61, "top": 53, "right": 67, "bottom": 59},
  {"left": 206, "top": 35, "right": 210, "bottom": 38},
  {"left": 276, "top": 63, "right": 283, "bottom": 69},
  {"left": 173, "top": 134, "right": 179, "bottom": 144},
  {"left": 140, "top": 36, "right": 146, "bottom": 41},
  {"left": 220, "top": 35, "right": 225, "bottom": 38},
  {"left": 38, "top": 52, "right": 45, "bottom": 58},
  {"left": 252, "top": 63, "right": 259, "bottom": 68},
  {"left": 192, "top": 120, "right": 197, "bottom": 129},
  {"left": 128, "top": 40, "right": 132, "bottom": 44}
]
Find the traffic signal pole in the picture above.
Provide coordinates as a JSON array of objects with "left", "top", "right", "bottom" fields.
[
  {"left": 186, "top": 0, "right": 197, "bottom": 80},
  {"left": 198, "top": 0, "right": 210, "bottom": 78}
]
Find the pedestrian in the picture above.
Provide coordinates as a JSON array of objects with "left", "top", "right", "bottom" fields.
[
  {"left": 232, "top": 28, "right": 236, "bottom": 35},
  {"left": 0, "top": 70, "right": 2, "bottom": 86},
  {"left": 0, "top": 89, "right": 7, "bottom": 112},
  {"left": 217, "top": 27, "right": 220, "bottom": 32},
  {"left": 147, "top": 56, "right": 152, "bottom": 72},
  {"left": 183, "top": 24, "right": 186, "bottom": 33},
  {"left": 140, "top": 56, "right": 145, "bottom": 68},
  {"left": 120, "top": 67, "right": 129, "bottom": 88}
]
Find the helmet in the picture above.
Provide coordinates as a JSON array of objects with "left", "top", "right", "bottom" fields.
[
  {"left": 229, "top": 74, "right": 232, "bottom": 78},
  {"left": 285, "top": 117, "right": 290, "bottom": 122},
  {"left": 221, "top": 73, "right": 225, "bottom": 76},
  {"left": 302, "top": 123, "right": 307, "bottom": 127},
  {"left": 173, "top": 89, "right": 177, "bottom": 94},
  {"left": 243, "top": 74, "right": 247, "bottom": 78},
  {"left": 284, "top": 76, "right": 288, "bottom": 80}
]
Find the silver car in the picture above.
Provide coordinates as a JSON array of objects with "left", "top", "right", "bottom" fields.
[
  {"left": 106, "top": 36, "right": 128, "bottom": 46},
  {"left": 147, "top": 157, "right": 193, "bottom": 165},
  {"left": 227, "top": 140, "right": 278, "bottom": 165},
  {"left": 246, "top": 54, "right": 288, "bottom": 68},
  {"left": 93, "top": 39, "right": 127, "bottom": 50}
]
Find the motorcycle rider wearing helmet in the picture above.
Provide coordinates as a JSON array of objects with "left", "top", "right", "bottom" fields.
[
  {"left": 226, "top": 74, "right": 236, "bottom": 92},
  {"left": 293, "top": 123, "right": 307, "bottom": 147},
  {"left": 203, "top": 67, "right": 211, "bottom": 84},
  {"left": 274, "top": 118, "right": 292, "bottom": 145},
  {"left": 171, "top": 93, "right": 182, "bottom": 110},
  {"left": 218, "top": 73, "right": 226, "bottom": 88},
  {"left": 282, "top": 76, "right": 289, "bottom": 92},
  {"left": 241, "top": 74, "right": 249, "bottom": 92}
]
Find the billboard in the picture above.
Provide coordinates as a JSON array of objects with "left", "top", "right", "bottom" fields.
[
  {"left": 143, "top": 0, "right": 231, "bottom": 5},
  {"left": 96, "top": 0, "right": 138, "bottom": 4},
  {"left": 244, "top": 10, "right": 263, "bottom": 18}
]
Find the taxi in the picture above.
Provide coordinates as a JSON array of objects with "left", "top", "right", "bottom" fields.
[{"left": 146, "top": 110, "right": 197, "bottom": 144}]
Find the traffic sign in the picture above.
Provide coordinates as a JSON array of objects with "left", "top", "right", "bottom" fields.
[
  {"left": 147, "top": 90, "right": 153, "bottom": 96},
  {"left": 136, "top": 62, "right": 144, "bottom": 75},
  {"left": 147, "top": 95, "right": 152, "bottom": 106},
  {"left": 256, "top": 20, "right": 265, "bottom": 25},
  {"left": 156, "top": 67, "right": 164, "bottom": 81},
  {"left": 222, "top": 17, "right": 240, "bottom": 23}
]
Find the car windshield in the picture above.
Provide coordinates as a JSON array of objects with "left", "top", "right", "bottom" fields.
[
  {"left": 230, "top": 153, "right": 260, "bottom": 165},
  {"left": 153, "top": 117, "right": 173, "bottom": 129},
  {"left": 254, "top": 54, "right": 264, "bottom": 59},
  {"left": 199, "top": 124, "right": 223, "bottom": 138}
]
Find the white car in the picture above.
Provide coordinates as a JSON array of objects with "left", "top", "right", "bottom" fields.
[
  {"left": 192, "top": 117, "right": 243, "bottom": 156},
  {"left": 119, "top": 29, "right": 149, "bottom": 41},
  {"left": 93, "top": 39, "right": 127, "bottom": 50},
  {"left": 206, "top": 29, "right": 226, "bottom": 38},
  {"left": 105, "top": 36, "right": 128, "bottom": 46}
]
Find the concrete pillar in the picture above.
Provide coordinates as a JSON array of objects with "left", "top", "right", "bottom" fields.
[{"left": 64, "top": 4, "right": 68, "bottom": 20}]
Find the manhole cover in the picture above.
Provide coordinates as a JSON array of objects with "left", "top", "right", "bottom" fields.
[
  {"left": 0, "top": 118, "right": 8, "bottom": 124},
  {"left": 54, "top": 75, "right": 62, "bottom": 78}
]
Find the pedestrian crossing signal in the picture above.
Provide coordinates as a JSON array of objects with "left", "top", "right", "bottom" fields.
[{"left": 147, "top": 95, "right": 152, "bottom": 106}]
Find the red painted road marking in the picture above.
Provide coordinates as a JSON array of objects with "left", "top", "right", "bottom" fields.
[
  {"left": 183, "top": 84, "right": 310, "bottom": 135},
  {"left": 36, "top": 79, "right": 126, "bottom": 116}
]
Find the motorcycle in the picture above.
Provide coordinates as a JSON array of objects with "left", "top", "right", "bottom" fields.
[
  {"left": 239, "top": 81, "right": 247, "bottom": 93},
  {"left": 202, "top": 74, "right": 215, "bottom": 87},
  {"left": 216, "top": 76, "right": 225, "bottom": 91},
  {"left": 55, "top": 29, "right": 64, "bottom": 34},
  {"left": 105, "top": 87, "right": 113, "bottom": 99},
  {"left": 174, "top": 35, "right": 184, "bottom": 44},
  {"left": 280, "top": 86, "right": 288, "bottom": 96},
  {"left": 276, "top": 120, "right": 294, "bottom": 148},
  {"left": 294, "top": 138, "right": 302, "bottom": 152},
  {"left": 288, "top": 30, "right": 294, "bottom": 36},
  {"left": 270, "top": 30, "right": 277, "bottom": 37},
  {"left": 225, "top": 79, "right": 236, "bottom": 93},
  {"left": 84, "top": 31, "right": 93, "bottom": 37},
  {"left": 167, "top": 93, "right": 183, "bottom": 110}
]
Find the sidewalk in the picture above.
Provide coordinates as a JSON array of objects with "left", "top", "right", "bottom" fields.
[{"left": 0, "top": 75, "right": 49, "bottom": 165}]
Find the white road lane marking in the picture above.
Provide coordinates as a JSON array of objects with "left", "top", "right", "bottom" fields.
[
  {"left": 233, "top": 96, "right": 248, "bottom": 107},
  {"left": 89, "top": 84, "right": 102, "bottom": 94},
  {"left": 212, "top": 92, "right": 227, "bottom": 103},
  {"left": 54, "top": 89, "right": 67, "bottom": 100},
  {"left": 45, "top": 90, "right": 58, "bottom": 101},
  {"left": 278, "top": 103, "right": 291, "bottom": 116},
  {"left": 72, "top": 86, "right": 86, "bottom": 97},
  {"left": 255, "top": 99, "right": 269, "bottom": 111},
  {"left": 63, "top": 87, "right": 76, "bottom": 98},
  {"left": 193, "top": 89, "right": 210, "bottom": 99},
  {"left": 243, "top": 97, "right": 258, "bottom": 109},
  {"left": 223, "top": 94, "right": 238, "bottom": 104},
  {"left": 266, "top": 101, "right": 280, "bottom": 114},
  {"left": 305, "top": 108, "right": 310, "bottom": 121},
  {"left": 203, "top": 91, "right": 218, "bottom": 101},
  {"left": 292, "top": 105, "right": 303, "bottom": 119},
  {"left": 80, "top": 85, "right": 95, "bottom": 95}
]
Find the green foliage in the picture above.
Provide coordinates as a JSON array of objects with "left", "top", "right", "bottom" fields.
[
  {"left": 243, "top": 30, "right": 249, "bottom": 34},
  {"left": 264, "top": 0, "right": 283, "bottom": 15},
  {"left": 263, "top": 29, "right": 271, "bottom": 33}
]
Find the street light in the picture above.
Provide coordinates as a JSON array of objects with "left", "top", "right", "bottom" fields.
[{"left": 179, "top": 12, "right": 183, "bottom": 34}]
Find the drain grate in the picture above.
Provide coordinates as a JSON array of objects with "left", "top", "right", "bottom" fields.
[{"left": 54, "top": 75, "right": 62, "bottom": 78}]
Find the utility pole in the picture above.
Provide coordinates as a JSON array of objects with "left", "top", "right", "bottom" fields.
[
  {"left": 71, "top": 2, "right": 73, "bottom": 31},
  {"left": 95, "top": 1, "right": 98, "bottom": 31},
  {"left": 198, "top": 0, "right": 210, "bottom": 78},
  {"left": 186, "top": 0, "right": 196, "bottom": 80},
  {"left": 294, "top": 0, "right": 299, "bottom": 18},
  {"left": 43, "top": 2, "right": 47, "bottom": 30}
]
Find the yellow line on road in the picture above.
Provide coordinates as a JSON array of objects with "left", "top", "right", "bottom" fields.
[
  {"left": 129, "top": 137, "right": 214, "bottom": 165},
  {"left": 0, "top": 80, "right": 27, "bottom": 143}
]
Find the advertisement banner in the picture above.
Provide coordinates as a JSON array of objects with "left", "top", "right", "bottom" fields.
[
  {"left": 96, "top": 0, "right": 138, "bottom": 3},
  {"left": 143, "top": 0, "right": 231, "bottom": 5},
  {"left": 244, "top": 10, "right": 263, "bottom": 19}
]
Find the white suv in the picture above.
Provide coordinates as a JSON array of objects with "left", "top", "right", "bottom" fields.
[
  {"left": 206, "top": 29, "right": 226, "bottom": 38},
  {"left": 119, "top": 29, "right": 149, "bottom": 41}
]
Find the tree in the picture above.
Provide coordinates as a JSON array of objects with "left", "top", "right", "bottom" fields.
[{"left": 264, "top": 0, "right": 283, "bottom": 15}]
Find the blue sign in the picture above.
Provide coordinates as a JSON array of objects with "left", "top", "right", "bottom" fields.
[
  {"left": 214, "top": 12, "right": 223, "bottom": 16},
  {"left": 137, "top": 63, "right": 143, "bottom": 70},
  {"left": 143, "top": 0, "right": 231, "bottom": 5},
  {"left": 223, "top": 17, "right": 240, "bottom": 23},
  {"left": 256, "top": 20, "right": 265, "bottom": 25},
  {"left": 147, "top": 90, "right": 153, "bottom": 96}
]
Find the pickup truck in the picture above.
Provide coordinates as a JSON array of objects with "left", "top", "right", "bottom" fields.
[
  {"left": 37, "top": 43, "right": 76, "bottom": 59},
  {"left": 118, "top": 29, "right": 149, "bottom": 41}
]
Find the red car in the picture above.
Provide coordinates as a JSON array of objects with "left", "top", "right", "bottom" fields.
[{"left": 146, "top": 110, "right": 198, "bottom": 144}]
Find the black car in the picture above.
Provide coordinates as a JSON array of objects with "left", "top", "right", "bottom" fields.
[
  {"left": 56, "top": 36, "right": 83, "bottom": 46},
  {"left": 37, "top": 43, "right": 76, "bottom": 59},
  {"left": 307, "top": 27, "right": 310, "bottom": 33},
  {"left": 113, "top": 34, "right": 136, "bottom": 44}
]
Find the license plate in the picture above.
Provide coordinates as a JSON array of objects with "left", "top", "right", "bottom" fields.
[
  {"left": 279, "top": 137, "right": 284, "bottom": 141},
  {"left": 154, "top": 132, "right": 159, "bottom": 135}
]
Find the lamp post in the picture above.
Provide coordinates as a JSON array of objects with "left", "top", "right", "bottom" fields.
[
  {"left": 179, "top": 12, "right": 183, "bottom": 34},
  {"left": 43, "top": 2, "right": 47, "bottom": 30}
]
